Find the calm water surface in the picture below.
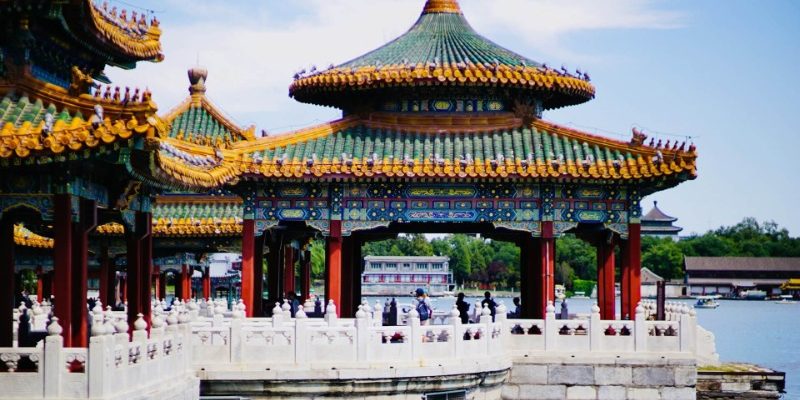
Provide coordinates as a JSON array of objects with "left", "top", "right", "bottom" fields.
[{"left": 367, "top": 296, "right": 799, "bottom": 398}]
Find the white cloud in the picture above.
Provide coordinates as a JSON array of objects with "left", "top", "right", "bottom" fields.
[{"left": 106, "top": 0, "right": 683, "bottom": 132}]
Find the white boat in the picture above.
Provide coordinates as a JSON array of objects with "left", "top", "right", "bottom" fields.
[
  {"left": 740, "top": 289, "right": 767, "bottom": 300},
  {"left": 695, "top": 296, "right": 720, "bottom": 309},
  {"left": 774, "top": 295, "right": 797, "bottom": 304}
]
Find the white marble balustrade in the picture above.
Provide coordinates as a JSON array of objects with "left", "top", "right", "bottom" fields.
[{"left": 0, "top": 313, "right": 198, "bottom": 400}]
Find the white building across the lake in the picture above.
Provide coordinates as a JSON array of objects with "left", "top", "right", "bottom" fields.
[{"left": 362, "top": 256, "right": 454, "bottom": 296}]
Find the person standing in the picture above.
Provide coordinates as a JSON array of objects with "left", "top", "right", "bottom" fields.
[
  {"left": 414, "top": 288, "right": 433, "bottom": 326},
  {"left": 481, "top": 291, "right": 497, "bottom": 321},
  {"left": 455, "top": 292, "right": 470, "bottom": 324}
]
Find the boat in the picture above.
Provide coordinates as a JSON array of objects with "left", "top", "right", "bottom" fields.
[
  {"left": 695, "top": 296, "right": 720, "bottom": 309},
  {"left": 774, "top": 295, "right": 797, "bottom": 304},
  {"left": 740, "top": 290, "right": 767, "bottom": 300},
  {"left": 571, "top": 291, "right": 590, "bottom": 300}
]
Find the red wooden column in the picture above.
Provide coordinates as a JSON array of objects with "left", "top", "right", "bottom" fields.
[
  {"left": 340, "top": 236, "right": 354, "bottom": 318},
  {"left": 540, "top": 221, "right": 556, "bottom": 317},
  {"left": 300, "top": 248, "right": 312, "bottom": 302},
  {"left": 518, "top": 234, "right": 541, "bottom": 318},
  {"left": 139, "top": 213, "right": 153, "bottom": 329},
  {"left": 152, "top": 267, "right": 161, "bottom": 300},
  {"left": 619, "top": 240, "right": 630, "bottom": 319},
  {"left": 99, "top": 246, "right": 115, "bottom": 308},
  {"left": 180, "top": 265, "right": 191, "bottom": 301},
  {"left": 283, "top": 244, "right": 296, "bottom": 296},
  {"left": 36, "top": 266, "right": 44, "bottom": 302},
  {"left": 53, "top": 194, "right": 74, "bottom": 346},
  {"left": 0, "top": 219, "right": 15, "bottom": 347},
  {"left": 352, "top": 235, "right": 363, "bottom": 312},
  {"left": 202, "top": 266, "right": 211, "bottom": 300},
  {"left": 266, "top": 236, "right": 281, "bottom": 311},
  {"left": 325, "top": 220, "right": 342, "bottom": 315},
  {"left": 596, "top": 235, "right": 617, "bottom": 320},
  {"left": 622, "top": 224, "right": 642, "bottom": 320},
  {"left": 241, "top": 219, "right": 255, "bottom": 317},
  {"left": 253, "top": 233, "right": 265, "bottom": 316},
  {"left": 158, "top": 272, "right": 166, "bottom": 302},
  {"left": 71, "top": 198, "right": 97, "bottom": 347},
  {"left": 126, "top": 211, "right": 152, "bottom": 335}
]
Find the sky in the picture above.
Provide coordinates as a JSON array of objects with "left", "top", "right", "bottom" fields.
[{"left": 106, "top": 0, "right": 800, "bottom": 236}]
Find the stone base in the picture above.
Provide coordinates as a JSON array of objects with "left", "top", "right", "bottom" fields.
[
  {"left": 697, "top": 365, "right": 785, "bottom": 400},
  {"left": 199, "top": 359, "right": 510, "bottom": 399},
  {"left": 502, "top": 353, "right": 697, "bottom": 400}
]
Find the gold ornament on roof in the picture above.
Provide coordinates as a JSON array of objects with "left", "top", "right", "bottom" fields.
[{"left": 422, "top": 0, "right": 463, "bottom": 14}]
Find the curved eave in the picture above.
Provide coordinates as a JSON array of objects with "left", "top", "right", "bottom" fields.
[
  {"left": 144, "top": 115, "right": 697, "bottom": 190},
  {"left": 95, "top": 221, "right": 242, "bottom": 238},
  {"left": 289, "top": 66, "right": 594, "bottom": 110},
  {"left": 0, "top": 113, "right": 161, "bottom": 160},
  {"left": 75, "top": 0, "right": 164, "bottom": 63},
  {"left": 14, "top": 225, "right": 53, "bottom": 249}
]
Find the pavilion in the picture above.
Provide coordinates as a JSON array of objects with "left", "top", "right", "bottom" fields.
[{"left": 135, "top": 0, "right": 698, "bottom": 322}]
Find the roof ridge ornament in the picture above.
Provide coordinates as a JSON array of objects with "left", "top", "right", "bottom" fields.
[
  {"left": 422, "top": 0, "right": 462, "bottom": 15},
  {"left": 188, "top": 66, "right": 208, "bottom": 103}
]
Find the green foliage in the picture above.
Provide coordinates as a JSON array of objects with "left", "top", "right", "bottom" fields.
[
  {"left": 641, "top": 237, "right": 684, "bottom": 280},
  {"left": 309, "top": 240, "right": 325, "bottom": 280},
  {"left": 572, "top": 279, "right": 596, "bottom": 295}
]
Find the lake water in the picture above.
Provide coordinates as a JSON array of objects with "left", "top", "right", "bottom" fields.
[{"left": 367, "top": 296, "right": 799, "bottom": 398}]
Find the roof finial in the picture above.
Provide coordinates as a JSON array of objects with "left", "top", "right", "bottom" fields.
[
  {"left": 654, "top": 200, "right": 658, "bottom": 207},
  {"left": 422, "top": 0, "right": 462, "bottom": 15},
  {"left": 188, "top": 66, "right": 208, "bottom": 103}
]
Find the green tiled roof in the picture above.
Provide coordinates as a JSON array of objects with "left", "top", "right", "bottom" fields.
[
  {"left": 0, "top": 95, "right": 77, "bottom": 128},
  {"left": 338, "top": 12, "right": 540, "bottom": 69},
  {"left": 168, "top": 105, "right": 237, "bottom": 144},
  {"left": 252, "top": 125, "right": 630, "bottom": 166}
]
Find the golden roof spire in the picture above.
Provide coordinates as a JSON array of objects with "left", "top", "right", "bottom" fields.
[{"left": 422, "top": 0, "right": 462, "bottom": 15}]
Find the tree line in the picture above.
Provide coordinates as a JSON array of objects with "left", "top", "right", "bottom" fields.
[{"left": 307, "top": 218, "right": 799, "bottom": 292}]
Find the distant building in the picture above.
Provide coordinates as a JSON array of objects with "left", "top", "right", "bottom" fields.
[
  {"left": 641, "top": 201, "right": 683, "bottom": 238},
  {"left": 640, "top": 267, "right": 685, "bottom": 298},
  {"left": 362, "top": 256, "right": 454, "bottom": 296},
  {"left": 684, "top": 257, "right": 800, "bottom": 297}
]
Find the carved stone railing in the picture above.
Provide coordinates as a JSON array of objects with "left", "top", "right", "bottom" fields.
[
  {"left": 188, "top": 298, "right": 698, "bottom": 373},
  {"left": 0, "top": 314, "right": 198, "bottom": 400}
]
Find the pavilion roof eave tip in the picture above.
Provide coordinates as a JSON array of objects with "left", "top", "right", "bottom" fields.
[{"left": 422, "top": 0, "right": 463, "bottom": 14}]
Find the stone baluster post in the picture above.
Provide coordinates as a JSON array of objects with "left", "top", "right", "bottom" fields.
[
  {"left": 544, "top": 302, "right": 557, "bottom": 351},
  {"left": 590, "top": 303, "right": 601, "bottom": 352},
  {"left": 44, "top": 318, "right": 64, "bottom": 399},
  {"left": 449, "top": 304, "right": 461, "bottom": 359},
  {"left": 634, "top": 302, "right": 647, "bottom": 352},
  {"left": 324, "top": 300, "right": 338, "bottom": 327},
  {"left": 88, "top": 314, "right": 112, "bottom": 398},
  {"left": 472, "top": 300, "right": 482, "bottom": 323},
  {"left": 495, "top": 302, "right": 508, "bottom": 354},
  {"left": 408, "top": 302, "right": 421, "bottom": 361},
  {"left": 355, "top": 305, "right": 369, "bottom": 362},
  {"left": 272, "top": 302, "right": 284, "bottom": 327},
  {"left": 679, "top": 304, "right": 696, "bottom": 353},
  {"left": 295, "top": 305, "right": 308, "bottom": 364},
  {"left": 230, "top": 308, "right": 243, "bottom": 364},
  {"left": 479, "top": 304, "right": 492, "bottom": 356}
]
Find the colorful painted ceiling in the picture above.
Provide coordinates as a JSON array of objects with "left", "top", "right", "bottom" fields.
[
  {"left": 290, "top": 0, "right": 593, "bottom": 111},
  {"left": 162, "top": 68, "right": 255, "bottom": 148}
]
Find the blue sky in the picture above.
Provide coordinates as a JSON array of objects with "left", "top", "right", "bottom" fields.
[{"left": 107, "top": 0, "right": 800, "bottom": 236}]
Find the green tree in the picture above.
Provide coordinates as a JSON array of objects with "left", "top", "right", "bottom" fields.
[{"left": 642, "top": 238, "right": 684, "bottom": 280}]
